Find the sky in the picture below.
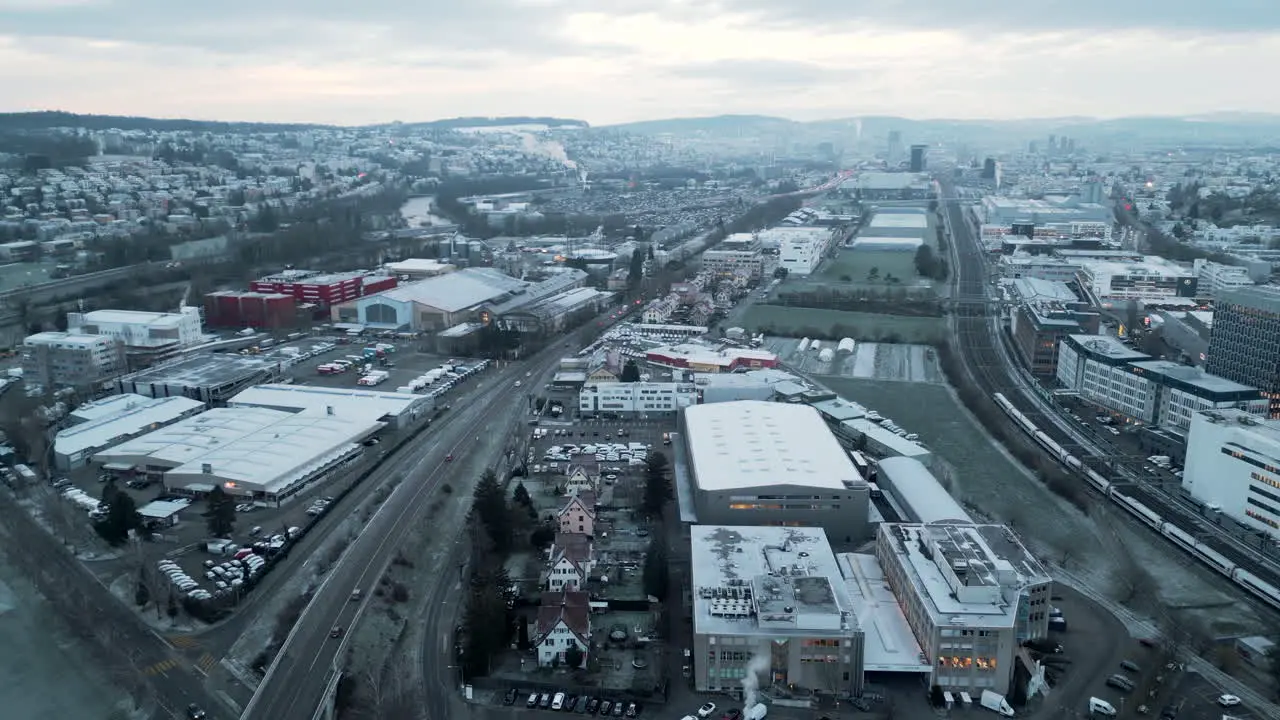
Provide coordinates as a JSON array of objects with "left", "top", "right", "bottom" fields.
[{"left": 2, "top": 0, "right": 1280, "bottom": 126}]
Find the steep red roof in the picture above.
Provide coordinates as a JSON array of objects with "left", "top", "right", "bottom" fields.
[{"left": 535, "top": 590, "right": 591, "bottom": 643}]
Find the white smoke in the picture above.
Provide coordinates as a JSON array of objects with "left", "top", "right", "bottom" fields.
[
  {"left": 519, "top": 132, "right": 577, "bottom": 170},
  {"left": 741, "top": 653, "right": 770, "bottom": 709},
  {"left": 854, "top": 118, "right": 863, "bottom": 141}
]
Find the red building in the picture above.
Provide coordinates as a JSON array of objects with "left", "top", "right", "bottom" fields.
[
  {"left": 204, "top": 291, "right": 297, "bottom": 329},
  {"left": 250, "top": 270, "right": 397, "bottom": 307}
]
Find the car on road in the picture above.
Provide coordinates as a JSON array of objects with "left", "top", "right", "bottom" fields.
[
  {"left": 445, "top": 454, "right": 453, "bottom": 462},
  {"left": 330, "top": 626, "right": 345, "bottom": 638},
  {"left": 1218, "top": 695, "right": 1241, "bottom": 707},
  {"left": 186, "top": 704, "right": 207, "bottom": 719},
  {"left": 503, "top": 688, "right": 518, "bottom": 705},
  {"left": 697, "top": 703, "right": 717, "bottom": 718},
  {"left": 351, "top": 589, "right": 362, "bottom": 601}
]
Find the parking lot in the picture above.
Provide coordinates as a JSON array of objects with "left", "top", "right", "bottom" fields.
[{"left": 1169, "top": 672, "right": 1261, "bottom": 720}]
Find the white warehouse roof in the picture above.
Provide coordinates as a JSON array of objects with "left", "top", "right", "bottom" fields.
[
  {"left": 876, "top": 456, "right": 972, "bottom": 524},
  {"left": 376, "top": 268, "right": 528, "bottom": 313},
  {"left": 56, "top": 395, "right": 205, "bottom": 460},
  {"left": 684, "top": 400, "right": 860, "bottom": 492},
  {"left": 228, "top": 383, "right": 432, "bottom": 422},
  {"left": 93, "top": 407, "right": 298, "bottom": 467}
]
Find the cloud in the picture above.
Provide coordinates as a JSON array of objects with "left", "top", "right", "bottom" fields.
[{"left": 0, "top": 0, "right": 1278, "bottom": 124}]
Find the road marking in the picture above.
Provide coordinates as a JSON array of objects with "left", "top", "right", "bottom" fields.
[
  {"left": 197, "top": 652, "right": 218, "bottom": 673},
  {"left": 165, "top": 634, "right": 199, "bottom": 649},
  {"left": 143, "top": 657, "right": 181, "bottom": 676}
]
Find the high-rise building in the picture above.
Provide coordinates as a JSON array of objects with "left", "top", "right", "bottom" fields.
[
  {"left": 909, "top": 145, "right": 927, "bottom": 173},
  {"left": 1207, "top": 286, "right": 1280, "bottom": 417},
  {"left": 981, "top": 158, "right": 997, "bottom": 180},
  {"left": 887, "top": 130, "right": 903, "bottom": 167}
]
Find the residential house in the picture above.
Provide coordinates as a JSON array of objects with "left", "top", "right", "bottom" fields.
[
  {"left": 587, "top": 365, "right": 618, "bottom": 383},
  {"left": 533, "top": 590, "right": 591, "bottom": 667},
  {"left": 545, "top": 532, "right": 595, "bottom": 591},
  {"left": 563, "top": 467, "right": 596, "bottom": 497},
  {"left": 558, "top": 493, "right": 596, "bottom": 536}
]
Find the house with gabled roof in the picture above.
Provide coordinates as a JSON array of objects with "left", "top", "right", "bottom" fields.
[
  {"left": 563, "top": 466, "right": 596, "bottom": 497},
  {"left": 557, "top": 492, "right": 596, "bottom": 536},
  {"left": 544, "top": 531, "right": 595, "bottom": 591},
  {"left": 533, "top": 590, "right": 591, "bottom": 667}
]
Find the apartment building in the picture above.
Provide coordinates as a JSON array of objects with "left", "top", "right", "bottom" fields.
[
  {"left": 578, "top": 381, "right": 697, "bottom": 416},
  {"left": 21, "top": 331, "right": 127, "bottom": 390},
  {"left": 1193, "top": 259, "right": 1253, "bottom": 298}
]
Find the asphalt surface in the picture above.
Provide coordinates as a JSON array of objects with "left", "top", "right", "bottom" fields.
[{"left": 939, "top": 186, "right": 1280, "bottom": 600}]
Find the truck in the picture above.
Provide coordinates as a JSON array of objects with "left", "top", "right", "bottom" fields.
[
  {"left": 358, "top": 371, "right": 390, "bottom": 386},
  {"left": 980, "top": 690, "right": 1014, "bottom": 717}
]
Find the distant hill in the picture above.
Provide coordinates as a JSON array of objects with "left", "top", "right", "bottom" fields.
[
  {"left": 0, "top": 112, "right": 590, "bottom": 134},
  {"left": 605, "top": 113, "right": 1280, "bottom": 145}
]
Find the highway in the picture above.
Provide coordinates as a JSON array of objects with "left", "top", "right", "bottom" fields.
[
  {"left": 244, "top": 318, "right": 618, "bottom": 720},
  {"left": 939, "top": 182, "right": 1280, "bottom": 601}
]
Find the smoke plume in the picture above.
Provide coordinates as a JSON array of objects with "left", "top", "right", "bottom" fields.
[{"left": 741, "top": 653, "right": 770, "bottom": 709}]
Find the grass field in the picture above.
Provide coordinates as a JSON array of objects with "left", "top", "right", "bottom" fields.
[
  {"left": 738, "top": 305, "right": 945, "bottom": 343},
  {"left": 817, "top": 248, "right": 920, "bottom": 286}
]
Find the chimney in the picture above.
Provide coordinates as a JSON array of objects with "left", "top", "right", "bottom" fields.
[
  {"left": 326, "top": 405, "right": 334, "bottom": 415},
  {"left": 201, "top": 463, "right": 212, "bottom": 475}
]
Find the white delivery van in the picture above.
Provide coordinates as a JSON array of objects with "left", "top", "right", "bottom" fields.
[{"left": 1088, "top": 697, "right": 1117, "bottom": 716}]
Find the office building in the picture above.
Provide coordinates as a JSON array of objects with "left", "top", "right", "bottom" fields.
[
  {"left": 577, "top": 381, "right": 697, "bottom": 416},
  {"left": 909, "top": 145, "right": 927, "bottom": 173},
  {"left": 20, "top": 331, "right": 126, "bottom": 391},
  {"left": 997, "top": 255, "right": 1083, "bottom": 283},
  {"left": 646, "top": 344, "right": 779, "bottom": 373},
  {"left": 690, "top": 525, "right": 865, "bottom": 698},
  {"left": 68, "top": 307, "right": 204, "bottom": 350},
  {"left": 887, "top": 131, "right": 903, "bottom": 166},
  {"left": 759, "top": 227, "right": 831, "bottom": 277},
  {"left": 875, "top": 523, "right": 1052, "bottom": 696},
  {"left": 1057, "top": 335, "right": 1266, "bottom": 434},
  {"left": 1009, "top": 281, "right": 1100, "bottom": 375},
  {"left": 1206, "top": 286, "right": 1280, "bottom": 417},
  {"left": 680, "top": 401, "right": 869, "bottom": 541},
  {"left": 1193, "top": 260, "right": 1253, "bottom": 299},
  {"left": 849, "top": 173, "right": 934, "bottom": 201},
  {"left": 1182, "top": 409, "right": 1280, "bottom": 539},
  {"left": 974, "top": 197, "right": 1113, "bottom": 250},
  {"left": 1076, "top": 259, "right": 1198, "bottom": 305}
]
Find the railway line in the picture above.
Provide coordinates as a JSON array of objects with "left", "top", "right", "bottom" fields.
[{"left": 939, "top": 188, "right": 1280, "bottom": 613}]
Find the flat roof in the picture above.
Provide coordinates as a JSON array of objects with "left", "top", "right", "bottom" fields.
[
  {"left": 1065, "top": 334, "right": 1149, "bottom": 362},
  {"left": 55, "top": 396, "right": 205, "bottom": 458},
  {"left": 810, "top": 397, "right": 868, "bottom": 423},
  {"left": 684, "top": 401, "right": 860, "bottom": 492},
  {"left": 23, "top": 331, "right": 114, "bottom": 348},
  {"left": 880, "top": 523, "right": 1049, "bottom": 627},
  {"left": 1012, "top": 277, "right": 1078, "bottom": 303},
  {"left": 119, "top": 353, "right": 278, "bottom": 389},
  {"left": 1079, "top": 258, "right": 1194, "bottom": 279},
  {"left": 1219, "top": 284, "right": 1280, "bottom": 311},
  {"left": 76, "top": 309, "right": 190, "bottom": 327},
  {"left": 228, "top": 383, "right": 433, "bottom": 421},
  {"left": 1127, "top": 360, "right": 1260, "bottom": 395},
  {"left": 851, "top": 236, "right": 924, "bottom": 248},
  {"left": 1196, "top": 409, "right": 1280, "bottom": 445},
  {"left": 837, "top": 553, "right": 930, "bottom": 672},
  {"left": 842, "top": 419, "right": 931, "bottom": 458},
  {"left": 377, "top": 267, "right": 529, "bottom": 313},
  {"left": 137, "top": 498, "right": 192, "bottom": 519},
  {"left": 70, "top": 393, "right": 154, "bottom": 422},
  {"left": 868, "top": 213, "right": 928, "bottom": 230},
  {"left": 92, "top": 407, "right": 297, "bottom": 467},
  {"left": 691, "top": 525, "right": 856, "bottom": 637},
  {"left": 876, "top": 457, "right": 973, "bottom": 525}
]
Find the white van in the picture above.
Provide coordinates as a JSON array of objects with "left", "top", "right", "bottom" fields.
[
  {"left": 1088, "top": 697, "right": 1116, "bottom": 716},
  {"left": 551, "top": 692, "right": 566, "bottom": 710}
]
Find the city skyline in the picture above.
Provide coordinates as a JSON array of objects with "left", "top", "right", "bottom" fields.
[{"left": 2, "top": 0, "right": 1280, "bottom": 125}]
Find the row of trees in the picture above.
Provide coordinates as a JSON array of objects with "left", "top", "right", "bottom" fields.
[{"left": 913, "top": 245, "right": 950, "bottom": 282}]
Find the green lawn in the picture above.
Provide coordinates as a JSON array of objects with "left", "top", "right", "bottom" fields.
[
  {"left": 739, "top": 305, "right": 945, "bottom": 343},
  {"left": 817, "top": 248, "right": 920, "bottom": 285}
]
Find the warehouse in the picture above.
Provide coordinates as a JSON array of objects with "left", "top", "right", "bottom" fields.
[
  {"left": 680, "top": 401, "right": 870, "bottom": 541},
  {"left": 228, "top": 383, "right": 434, "bottom": 430},
  {"left": 54, "top": 395, "right": 205, "bottom": 470},
  {"left": 91, "top": 406, "right": 381, "bottom": 503},
  {"left": 875, "top": 457, "right": 973, "bottom": 525},
  {"left": 115, "top": 353, "right": 283, "bottom": 405}
]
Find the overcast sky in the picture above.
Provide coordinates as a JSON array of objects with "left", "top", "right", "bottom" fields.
[{"left": 2, "top": 0, "right": 1279, "bottom": 126}]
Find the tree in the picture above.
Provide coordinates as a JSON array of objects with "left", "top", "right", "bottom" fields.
[
  {"left": 642, "top": 535, "right": 669, "bottom": 599},
  {"left": 642, "top": 452, "right": 673, "bottom": 517},
  {"left": 95, "top": 490, "right": 140, "bottom": 546},
  {"left": 620, "top": 360, "right": 641, "bottom": 383},
  {"left": 530, "top": 519, "right": 556, "bottom": 551},
  {"left": 472, "top": 469, "right": 512, "bottom": 554},
  {"left": 204, "top": 486, "right": 237, "bottom": 538},
  {"left": 513, "top": 482, "right": 535, "bottom": 518},
  {"left": 564, "top": 642, "right": 585, "bottom": 670},
  {"left": 460, "top": 562, "right": 513, "bottom": 678},
  {"left": 628, "top": 248, "right": 645, "bottom": 286}
]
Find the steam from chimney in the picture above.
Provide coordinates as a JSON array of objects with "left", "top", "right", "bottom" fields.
[{"left": 741, "top": 653, "right": 770, "bottom": 709}]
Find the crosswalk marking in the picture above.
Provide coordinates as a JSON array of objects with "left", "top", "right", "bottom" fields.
[
  {"left": 166, "top": 635, "right": 199, "bottom": 649},
  {"left": 143, "top": 658, "right": 180, "bottom": 676},
  {"left": 197, "top": 653, "right": 218, "bottom": 673}
]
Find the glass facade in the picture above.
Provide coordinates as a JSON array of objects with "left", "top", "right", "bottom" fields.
[{"left": 1207, "top": 289, "right": 1280, "bottom": 418}]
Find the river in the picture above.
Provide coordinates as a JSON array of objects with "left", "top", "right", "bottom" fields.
[{"left": 399, "top": 196, "right": 454, "bottom": 228}]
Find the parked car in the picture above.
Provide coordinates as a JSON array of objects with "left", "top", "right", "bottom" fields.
[
  {"left": 503, "top": 688, "right": 518, "bottom": 705},
  {"left": 698, "top": 703, "right": 717, "bottom": 718}
]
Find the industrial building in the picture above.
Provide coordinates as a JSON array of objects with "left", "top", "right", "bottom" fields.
[
  {"left": 875, "top": 523, "right": 1052, "bottom": 696},
  {"left": 382, "top": 258, "right": 456, "bottom": 279},
  {"left": 646, "top": 344, "right": 779, "bottom": 373},
  {"left": 68, "top": 307, "right": 206, "bottom": 367},
  {"left": 690, "top": 525, "right": 866, "bottom": 698},
  {"left": 227, "top": 383, "right": 434, "bottom": 429},
  {"left": 114, "top": 353, "right": 283, "bottom": 405},
  {"left": 1182, "top": 409, "right": 1280, "bottom": 539},
  {"left": 331, "top": 267, "right": 586, "bottom": 332},
  {"left": 973, "top": 197, "right": 1112, "bottom": 249},
  {"left": 91, "top": 405, "right": 382, "bottom": 503},
  {"left": 848, "top": 173, "right": 934, "bottom": 200},
  {"left": 250, "top": 269, "right": 397, "bottom": 307},
  {"left": 757, "top": 227, "right": 831, "bottom": 276},
  {"left": 680, "top": 401, "right": 869, "bottom": 541},
  {"left": 702, "top": 234, "right": 773, "bottom": 280},
  {"left": 1206, "top": 286, "right": 1280, "bottom": 418},
  {"left": 1075, "top": 258, "right": 1198, "bottom": 306},
  {"left": 997, "top": 254, "right": 1083, "bottom": 283},
  {"left": 203, "top": 291, "right": 298, "bottom": 329},
  {"left": 692, "top": 369, "right": 802, "bottom": 404},
  {"left": 20, "top": 331, "right": 127, "bottom": 391},
  {"left": 1057, "top": 335, "right": 1266, "bottom": 435},
  {"left": 577, "top": 381, "right": 697, "bottom": 416},
  {"left": 53, "top": 395, "right": 205, "bottom": 470},
  {"left": 875, "top": 457, "right": 973, "bottom": 525},
  {"left": 849, "top": 208, "right": 930, "bottom": 253}
]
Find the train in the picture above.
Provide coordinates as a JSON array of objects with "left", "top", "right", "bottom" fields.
[{"left": 991, "top": 392, "right": 1280, "bottom": 612}]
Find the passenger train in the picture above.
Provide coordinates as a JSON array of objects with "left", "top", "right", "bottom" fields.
[{"left": 992, "top": 392, "right": 1280, "bottom": 612}]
